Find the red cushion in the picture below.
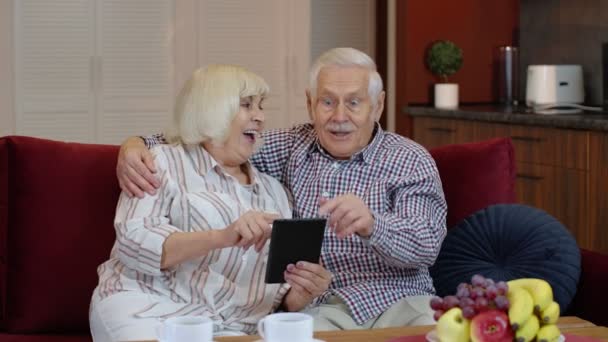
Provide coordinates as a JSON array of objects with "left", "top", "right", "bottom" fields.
[
  {"left": 566, "top": 248, "right": 608, "bottom": 326},
  {"left": 429, "top": 137, "right": 516, "bottom": 228},
  {"left": 0, "top": 334, "right": 90, "bottom": 342},
  {"left": 0, "top": 139, "right": 8, "bottom": 329},
  {"left": 0, "top": 136, "right": 119, "bottom": 333}
]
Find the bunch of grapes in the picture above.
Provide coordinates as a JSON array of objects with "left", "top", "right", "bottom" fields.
[{"left": 430, "top": 274, "right": 510, "bottom": 320}]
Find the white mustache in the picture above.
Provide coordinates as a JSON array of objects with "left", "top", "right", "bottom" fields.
[{"left": 325, "top": 122, "right": 355, "bottom": 133}]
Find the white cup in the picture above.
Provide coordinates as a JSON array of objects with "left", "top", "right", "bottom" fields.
[
  {"left": 257, "top": 312, "right": 313, "bottom": 342},
  {"left": 156, "top": 315, "right": 213, "bottom": 342}
]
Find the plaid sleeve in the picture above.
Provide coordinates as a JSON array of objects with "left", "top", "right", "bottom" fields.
[
  {"left": 141, "top": 133, "right": 167, "bottom": 149},
  {"left": 368, "top": 154, "right": 447, "bottom": 268},
  {"left": 250, "top": 127, "right": 296, "bottom": 180}
]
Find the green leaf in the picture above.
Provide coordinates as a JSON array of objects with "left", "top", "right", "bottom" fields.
[{"left": 426, "top": 40, "right": 463, "bottom": 81}]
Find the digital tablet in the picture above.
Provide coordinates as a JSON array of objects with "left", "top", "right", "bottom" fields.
[{"left": 264, "top": 218, "right": 327, "bottom": 284}]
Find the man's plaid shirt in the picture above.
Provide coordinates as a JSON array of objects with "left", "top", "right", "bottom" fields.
[{"left": 143, "top": 123, "right": 447, "bottom": 324}]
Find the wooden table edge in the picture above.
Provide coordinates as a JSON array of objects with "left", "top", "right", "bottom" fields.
[{"left": 133, "top": 316, "right": 605, "bottom": 342}]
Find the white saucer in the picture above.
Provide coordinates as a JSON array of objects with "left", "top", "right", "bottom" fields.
[
  {"left": 215, "top": 330, "right": 247, "bottom": 337},
  {"left": 425, "top": 330, "right": 565, "bottom": 342},
  {"left": 157, "top": 337, "right": 217, "bottom": 342},
  {"left": 158, "top": 340, "right": 217, "bottom": 342},
  {"left": 253, "top": 339, "right": 324, "bottom": 342}
]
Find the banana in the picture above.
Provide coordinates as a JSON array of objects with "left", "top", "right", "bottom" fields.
[
  {"left": 515, "top": 314, "right": 539, "bottom": 342},
  {"left": 506, "top": 286, "right": 534, "bottom": 330},
  {"left": 539, "top": 301, "right": 560, "bottom": 325},
  {"left": 537, "top": 323, "right": 561, "bottom": 342},
  {"left": 508, "top": 278, "right": 553, "bottom": 313}
]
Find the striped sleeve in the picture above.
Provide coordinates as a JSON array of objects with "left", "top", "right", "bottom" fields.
[
  {"left": 271, "top": 283, "right": 292, "bottom": 312},
  {"left": 368, "top": 153, "right": 447, "bottom": 268},
  {"left": 114, "top": 147, "right": 181, "bottom": 275}
]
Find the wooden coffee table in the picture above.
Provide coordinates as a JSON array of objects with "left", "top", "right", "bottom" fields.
[{"left": 139, "top": 316, "right": 608, "bottom": 342}]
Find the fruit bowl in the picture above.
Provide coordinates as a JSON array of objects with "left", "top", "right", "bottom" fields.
[
  {"left": 424, "top": 329, "right": 565, "bottom": 342},
  {"left": 431, "top": 275, "right": 562, "bottom": 342}
]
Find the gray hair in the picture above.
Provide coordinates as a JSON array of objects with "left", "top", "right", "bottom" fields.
[
  {"left": 165, "top": 64, "right": 269, "bottom": 145},
  {"left": 308, "top": 47, "right": 383, "bottom": 105}
]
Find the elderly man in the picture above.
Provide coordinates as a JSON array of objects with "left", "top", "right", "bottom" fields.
[{"left": 117, "top": 47, "right": 447, "bottom": 330}]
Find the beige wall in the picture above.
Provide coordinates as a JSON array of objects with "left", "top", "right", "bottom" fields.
[
  {"left": 174, "top": 0, "right": 198, "bottom": 96},
  {"left": 0, "top": 0, "right": 14, "bottom": 136}
]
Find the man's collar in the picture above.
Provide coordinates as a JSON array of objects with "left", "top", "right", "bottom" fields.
[
  {"left": 308, "top": 122, "right": 384, "bottom": 164},
  {"left": 359, "top": 122, "right": 384, "bottom": 164}
]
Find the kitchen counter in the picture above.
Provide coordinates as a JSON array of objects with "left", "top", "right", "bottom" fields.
[
  {"left": 404, "top": 105, "right": 608, "bottom": 132},
  {"left": 407, "top": 104, "right": 608, "bottom": 256}
]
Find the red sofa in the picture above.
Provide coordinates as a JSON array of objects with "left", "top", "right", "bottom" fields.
[{"left": 0, "top": 135, "right": 606, "bottom": 341}]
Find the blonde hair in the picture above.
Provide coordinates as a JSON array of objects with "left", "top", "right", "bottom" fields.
[
  {"left": 309, "top": 47, "right": 383, "bottom": 106},
  {"left": 165, "top": 64, "right": 269, "bottom": 145}
]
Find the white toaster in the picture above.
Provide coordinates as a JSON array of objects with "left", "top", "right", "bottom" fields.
[{"left": 525, "top": 65, "right": 584, "bottom": 111}]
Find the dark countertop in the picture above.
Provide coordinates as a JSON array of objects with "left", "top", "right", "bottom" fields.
[{"left": 404, "top": 105, "right": 608, "bottom": 132}]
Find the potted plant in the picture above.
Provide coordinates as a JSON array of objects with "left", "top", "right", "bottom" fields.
[{"left": 426, "top": 40, "right": 463, "bottom": 109}]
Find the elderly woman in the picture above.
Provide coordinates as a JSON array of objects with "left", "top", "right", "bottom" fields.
[{"left": 89, "top": 65, "right": 332, "bottom": 341}]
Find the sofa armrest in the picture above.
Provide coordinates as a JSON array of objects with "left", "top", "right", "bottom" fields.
[{"left": 566, "top": 248, "right": 608, "bottom": 326}]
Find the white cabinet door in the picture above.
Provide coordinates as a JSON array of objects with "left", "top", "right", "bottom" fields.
[
  {"left": 15, "top": 0, "right": 175, "bottom": 144},
  {"left": 14, "top": 0, "right": 95, "bottom": 142},
  {"left": 96, "top": 0, "right": 174, "bottom": 144},
  {"left": 197, "top": 0, "right": 305, "bottom": 130},
  {"left": 310, "top": 0, "right": 376, "bottom": 61},
  {"left": 14, "top": 0, "right": 375, "bottom": 141}
]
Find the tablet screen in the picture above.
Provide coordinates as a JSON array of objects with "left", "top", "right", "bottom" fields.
[{"left": 264, "top": 218, "right": 327, "bottom": 284}]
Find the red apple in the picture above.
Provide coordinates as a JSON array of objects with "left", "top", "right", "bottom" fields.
[{"left": 470, "top": 310, "right": 514, "bottom": 342}]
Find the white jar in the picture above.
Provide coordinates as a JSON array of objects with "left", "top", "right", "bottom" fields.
[{"left": 434, "top": 83, "right": 459, "bottom": 109}]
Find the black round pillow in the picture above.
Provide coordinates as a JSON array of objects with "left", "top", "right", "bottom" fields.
[{"left": 430, "top": 204, "right": 581, "bottom": 312}]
